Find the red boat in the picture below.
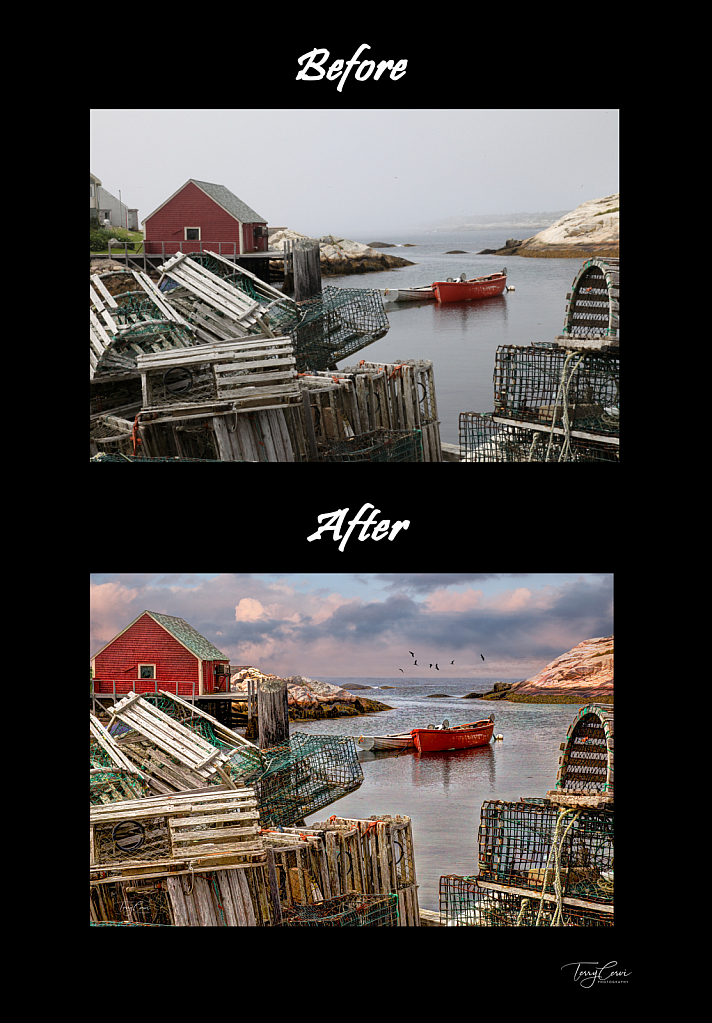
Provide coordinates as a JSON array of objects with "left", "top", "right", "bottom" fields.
[
  {"left": 411, "top": 717, "right": 495, "bottom": 752},
  {"left": 432, "top": 270, "right": 507, "bottom": 303}
]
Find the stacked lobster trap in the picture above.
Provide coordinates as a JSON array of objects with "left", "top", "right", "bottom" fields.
[
  {"left": 299, "top": 359, "right": 442, "bottom": 461},
  {"left": 90, "top": 248, "right": 451, "bottom": 462},
  {"left": 459, "top": 257, "right": 619, "bottom": 462},
  {"left": 440, "top": 704, "right": 614, "bottom": 926},
  {"left": 262, "top": 814, "right": 420, "bottom": 926},
  {"left": 254, "top": 733, "right": 364, "bottom": 828}
]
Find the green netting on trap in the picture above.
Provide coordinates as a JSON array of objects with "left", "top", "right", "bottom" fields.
[
  {"left": 439, "top": 875, "right": 613, "bottom": 927},
  {"left": 458, "top": 412, "right": 618, "bottom": 462},
  {"left": 317, "top": 428, "right": 423, "bottom": 462},
  {"left": 90, "top": 767, "right": 150, "bottom": 804},
  {"left": 478, "top": 800, "right": 614, "bottom": 905},
  {"left": 90, "top": 742, "right": 150, "bottom": 804},
  {"left": 255, "top": 733, "right": 364, "bottom": 828},
  {"left": 278, "top": 892, "right": 398, "bottom": 926},
  {"left": 96, "top": 321, "right": 197, "bottom": 376},
  {"left": 291, "top": 286, "right": 389, "bottom": 372}
]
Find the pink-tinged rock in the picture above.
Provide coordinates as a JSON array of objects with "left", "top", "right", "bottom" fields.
[{"left": 513, "top": 635, "right": 614, "bottom": 698}]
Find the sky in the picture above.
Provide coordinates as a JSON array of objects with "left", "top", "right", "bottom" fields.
[
  {"left": 90, "top": 573, "right": 613, "bottom": 681},
  {"left": 90, "top": 108, "right": 618, "bottom": 238}
]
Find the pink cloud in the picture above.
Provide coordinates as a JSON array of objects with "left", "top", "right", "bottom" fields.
[
  {"left": 90, "top": 581, "right": 140, "bottom": 652},
  {"left": 423, "top": 589, "right": 483, "bottom": 613}
]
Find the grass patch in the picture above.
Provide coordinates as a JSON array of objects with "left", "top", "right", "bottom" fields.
[{"left": 90, "top": 225, "right": 144, "bottom": 255}]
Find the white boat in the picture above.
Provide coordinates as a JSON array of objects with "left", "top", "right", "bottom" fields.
[
  {"left": 356, "top": 731, "right": 416, "bottom": 751},
  {"left": 380, "top": 285, "right": 436, "bottom": 302}
]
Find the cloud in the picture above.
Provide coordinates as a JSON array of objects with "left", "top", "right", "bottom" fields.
[
  {"left": 90, "top": 573, "right": 613, "bottom": 679},
  {"left": 423, "top": 589, "right": 484, "bottom": 613},
  {"left": 235, "top": 598, "right": 268, "bottom": 622}
]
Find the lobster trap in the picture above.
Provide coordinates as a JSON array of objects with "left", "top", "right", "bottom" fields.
[
  {"left": 547, "top": 703, "right": 614, "bottom": 808},
  {"left": 301, "top": 360, "right": 442, "bottom": 460},
  {"left": 439, "top": 875, "right": 613, "bottom": 927},
  {"left": 254, "top": 733, "right": 364, "bottom": 828},
  {"left": 90, "top": 270, "right": 195, "bottom": 379},
  {"left": 459, "top": 411, "right": 619, "bottom": 462},
  {"left": 477, "top": 798, "right": 614, "bottom": 906},
  {"left": 559, "top": 257, "right": 619, "bottom": 345},
  {"left": 291, "top": 286, "right": 390, "bottom": 372},
  {"left": 90, "top": 788, "right": 265, "bottom": 869},
  {"left": 90, "top": 863, "right": 273, "bottom": 926},
  {"left": 493, "top": 345, "right": 619, "bottom": 439},
  {"left": 263, "top": 813, "right": 420, "bottom": 925},
  {"left": 278, "top": 892, "right": 398, "bottom": 926}
]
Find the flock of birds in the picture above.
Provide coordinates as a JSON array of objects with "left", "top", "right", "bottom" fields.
[{"left": 398, "top": 652, "right": 485, "bottom": 672}]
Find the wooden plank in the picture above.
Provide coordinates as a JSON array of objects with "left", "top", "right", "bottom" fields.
[
  {"left": 475, "top": 878, "right": 613, "bottom": 914},
  {"left": 491, "top": 415, "right": 619, "bottom": 445},
  {"left": 91, "top": 276, "right": 119, "bottom": 308}
]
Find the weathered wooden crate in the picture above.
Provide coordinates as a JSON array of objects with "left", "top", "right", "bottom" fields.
[
  {"left": 136, "top": 334, "right": 299, "bottom": 412},
  {"left": 108, "top": 691, "right": 238, "bottom": 792},
  {"left": 300, "top": 359, "right": 442, "bottom": 461},
  {"left": 268, "top": 814, "right": 421, "bottom": 925},
  {"left": 132, "top": 402, "right": 305, "bottom": 462},
  {"left": 90, "top": 788, "right": 264, "bottom": 870},
  {"left": 90, "top": 863, "right": 272, "bottom": 925},
  {"left": 90, "top": 270, "right": 193, "bottom": 379}
]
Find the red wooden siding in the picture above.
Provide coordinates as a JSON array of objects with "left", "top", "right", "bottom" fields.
[
  {"left": 144, "top": 181, "right": 266, "bottom": 255},
  {"left": 93, "top": 612, "right": 201, "bottom": 696}
]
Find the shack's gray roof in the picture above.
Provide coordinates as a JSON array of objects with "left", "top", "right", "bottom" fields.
[{"left": 142, "top": 179, "right": 267, "bottom": 226}]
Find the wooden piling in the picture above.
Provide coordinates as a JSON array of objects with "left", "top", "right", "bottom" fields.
[
  {"left": 258, "top": 678, "right": 290, "bottom": 749},
  {"left": 293, "top": 239, "right": 322, "bottom": 302}
]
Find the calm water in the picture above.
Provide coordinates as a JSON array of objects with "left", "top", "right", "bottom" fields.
[
  {"left": 289, "top": 677, "right": 587, "bottom": 913},
  {"left": 318, "top": 229, "right": 580, "bottom": 445}
]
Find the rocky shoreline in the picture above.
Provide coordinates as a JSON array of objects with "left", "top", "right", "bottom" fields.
[
  {"left": 479, "top": 193, "right": 619, "bottom": 259},
  {"left": 268, "top": 229, "right": 414, "bottom": 277},
  {"left": 230, "top": 669, "right": 392, "bottom": 721}
]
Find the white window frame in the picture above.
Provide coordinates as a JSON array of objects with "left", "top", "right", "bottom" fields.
[
  {"left": 138, "top": 663, "right": 156, "bottom": 680},
  {"left": 184, "top": 227, "right": 201, "bottom": 241}
]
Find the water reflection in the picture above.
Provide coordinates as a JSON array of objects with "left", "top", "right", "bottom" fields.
[{"left": 293, "top": 683, "right": 586, "bottom": 911}]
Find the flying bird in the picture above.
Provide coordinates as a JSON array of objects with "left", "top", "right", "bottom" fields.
[
  {"left": 451, "top": 660, "right": 455, "bottom": 665},
  {"left": 409, "top": 651, "right": 415, "bottom": 658},
  {"left": 414, "top": 660, "right": 418, "bottom": 665},
  {"left": 429, "top": 664, "right": 433, "bottom": 669},
  {"left": 481, "top": 654, "right": 485, "bottom": 661},
  {"left": 399, "top": 668, "right": 404, "bottom": 672},
  {"left": 435, "top": 664, "right": 440, "bottom": 670}
]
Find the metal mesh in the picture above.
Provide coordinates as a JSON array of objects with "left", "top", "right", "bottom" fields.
[
  {"left": 316, "top": 428, "right": 423, "bottom": 462},
  {"left": 255, "top": 733, "right": 364, "bottom": 828},
  {"left": 493, "top": 346, "right": 619, "bottom": 437},
  {"left": 477, "top": 799, "right": 614, "bottom": 905},
  {"left": 458, "top": 412, "right": 619, "bottom": 462},
  {"left": 277, "top": 892, "right": 398, "bottom": 926},
  {"left": 439, "top": 875, "right": 613, "bottom": 927},
  {"left": 291, "top": 287, "right": 389, "bottom": 372}
]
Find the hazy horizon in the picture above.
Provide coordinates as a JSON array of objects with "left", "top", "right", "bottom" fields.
[{"left": 90, "top": 109, "right": 618, "bottom": 238}]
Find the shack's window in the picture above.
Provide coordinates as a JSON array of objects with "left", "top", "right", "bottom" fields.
[
  {"left": 139, "top": 664, "right": 155, "bottom": 679},
  {"left": 185, "top": 227, "right": 200, "bottom": 240}
]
